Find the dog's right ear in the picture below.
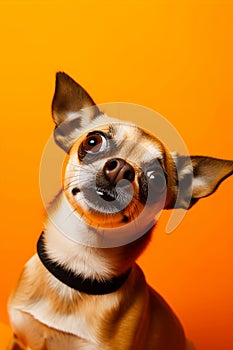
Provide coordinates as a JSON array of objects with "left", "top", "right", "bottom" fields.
[
  {"left": 52, "top": 72, "right": 97, "bottom": 125},
  {"left": 52, "top": 72, "right": 99, "bottom": 151},
  {"left": 169, "top": 155, "right": 233, "bottom": 209}
]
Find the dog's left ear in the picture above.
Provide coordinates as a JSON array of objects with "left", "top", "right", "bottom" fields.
[
  {"left": 171, "top": 155, "right": 233, "bottom": 209},
  {"left": 52, "top": 72, "right": 99, "bottom": 151}
]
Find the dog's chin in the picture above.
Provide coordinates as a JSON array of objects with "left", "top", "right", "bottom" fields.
[
  {"left": 63, "top": 179, "right": 166, "bottom": 229},
  {"left": 64, "top": 184, "right": 145, "bottom": 228},
  {"left": 82, "top": 186, "right": 134, "bottom": 214},
  {"left": 83, "top": 186, "right": 139, "bottom": 227},
  {"left": 79, "top": 197, "right": 161, "bottom": 231}
]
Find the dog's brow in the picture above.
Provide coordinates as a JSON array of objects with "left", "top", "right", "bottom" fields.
[
  {"left": 142, "top": 157, "right": 166, "bottom": 172},
  {"left": 108, "top": 124, "right": 114, "bottom": 137},
  {"left": 86, "top": 127, "right": 114, "bottom": 139}
]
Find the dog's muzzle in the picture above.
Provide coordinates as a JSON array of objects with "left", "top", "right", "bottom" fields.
[
  {"left": 96, "top": 158, "right": 135, "bottom": 202},
  {"left": 104, "top": 158, "right": 135, "bottom": 184},
  {"left": 78, "top": 158, "right": 135, "bottom": 214}
]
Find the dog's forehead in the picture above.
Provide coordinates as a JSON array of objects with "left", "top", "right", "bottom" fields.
[
  {"left": 111, "top": 122, "right": 164, "bottom": 160},
  {"left": 68, "top": 121, "right": 165, "bottom": 162}
]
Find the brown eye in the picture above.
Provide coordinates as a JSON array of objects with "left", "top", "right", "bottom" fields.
[
  {"left": 82, "top": 133, "right": 106, "bottom": 153},
  {"left": 147, "top": 169, "right": 167, "bottom": 193}
]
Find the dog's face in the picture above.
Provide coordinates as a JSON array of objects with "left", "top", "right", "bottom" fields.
[
  {"left": 62, "top": 122, "right": 176, "bottom": 228},
  {"left": 52, "top": 72, "right": 233, "bottom": 232}
]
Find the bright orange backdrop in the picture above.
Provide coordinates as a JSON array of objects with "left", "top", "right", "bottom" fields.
[{"left": 0, "top": 1, "right": 233, "bottom": 349}]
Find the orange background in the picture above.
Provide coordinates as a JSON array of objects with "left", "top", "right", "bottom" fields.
[{"left": 0, "top": 1, "right": 233, "bottom": 349}]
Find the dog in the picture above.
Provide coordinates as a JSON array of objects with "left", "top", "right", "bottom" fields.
[{"left": 7, "top": 72, "right": 233, "bottom": 350}]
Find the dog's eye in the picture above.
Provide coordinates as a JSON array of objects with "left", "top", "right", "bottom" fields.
[
  {"left": 82, "top": 133, "right": 106, "bottom": 153},
  {"left": 147, "top": 169, "right": 167, "bottom": 193}
]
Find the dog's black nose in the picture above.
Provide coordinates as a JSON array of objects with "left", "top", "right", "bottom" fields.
[{"left": 103, "top": 158, "right": 135, "bottom": 184}]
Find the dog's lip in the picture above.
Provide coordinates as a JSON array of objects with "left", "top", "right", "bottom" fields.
[
  {"left": 96, "top": 187, "right": 117, "bottom": 202},
  {"left": 81, "top": 183, "right": 135, "bottom": 213}
]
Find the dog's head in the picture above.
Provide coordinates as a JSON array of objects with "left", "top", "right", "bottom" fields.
[{"left": 52, "top": 72, "right": 233, "bottom": 231}]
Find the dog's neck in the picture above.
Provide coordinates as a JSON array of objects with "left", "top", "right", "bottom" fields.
[
  {"left": 37, "top": 232, "right": 132, "bottom": 294},
  {"left": 43, "top": 192, "right": 151, "bottom": 281},
  {"left": 43, "top": 191, "right": 153, "bottom": 282}
]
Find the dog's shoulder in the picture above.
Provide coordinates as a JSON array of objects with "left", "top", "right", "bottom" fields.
[
  {"left": 146, "top": 286, "right": 187, "bottom": 349},
  {"left": 8, "top": 254, "right": 49, "bottom": 314}
]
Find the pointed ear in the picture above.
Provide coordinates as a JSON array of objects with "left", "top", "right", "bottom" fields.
[
  {"left": 51, "top": 72, "right": 101, "bottom": 152},
  {"left": 52, "top": 72, "right": 98, "bottom": 125},
  {"left": 171, "top": 155, "right": 233, "bottom": 209}
]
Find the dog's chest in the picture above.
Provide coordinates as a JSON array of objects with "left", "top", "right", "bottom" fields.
[
  {"left": 9, "top": 308, "right": 107, "bottom": 350},
  {"left": 13, "top": 288, "right": 98, "bottom": 344},
  {"left": 8, "top": 255, "right": 103, "bottom": 346}
]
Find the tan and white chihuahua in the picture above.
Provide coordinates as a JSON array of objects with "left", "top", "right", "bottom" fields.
[{"left": 8, "top": 73, "right": 233, "bottom": 350}]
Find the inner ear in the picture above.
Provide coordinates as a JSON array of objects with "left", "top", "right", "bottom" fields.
[
  {"left": 170, "top": 154, "right": 233, "bottom": 210},
  {"left": 191, "top": 156, "right": 233, "bottom": 198},
  {"left": 52, "top": 72, "right": 98, "bottom": 125}
]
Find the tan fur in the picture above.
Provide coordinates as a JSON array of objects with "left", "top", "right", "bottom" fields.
[
  {"left": 8, "top": 240, "right": 190, "bottom": 350},
  {"left": 7, "top": 135, "right": 190, "bottom": 349},
  {"left": 62, "top": 123, "right": 170, "bottom": 228},
  {"left": 8, "top": 72, "right": 233, "bottom": 349}
]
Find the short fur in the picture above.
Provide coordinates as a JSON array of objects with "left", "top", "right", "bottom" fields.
[{"left": 8, "top": 73, "right": 233, "bottom": 350}]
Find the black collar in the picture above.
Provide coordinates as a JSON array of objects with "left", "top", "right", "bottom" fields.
[{"left": 37, "top": 232, "right": 131, "bottom": 295}]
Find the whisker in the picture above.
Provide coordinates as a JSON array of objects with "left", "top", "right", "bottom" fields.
[
  {"left": 68, "top": 162, "right": 99, "bottom": 172},
  {"left": 64, "top": 206, "right": 78, "bottom": 220}
]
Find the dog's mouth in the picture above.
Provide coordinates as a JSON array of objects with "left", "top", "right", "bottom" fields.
[
  {"left": 96, "top": 188, "right": 117, "bottom": 202},
  {"left": 80, "top": 181, "right": 135, "bottom": 215},
  {"left": 64, "top": 158, "right": 168, "bottom": 228}
]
